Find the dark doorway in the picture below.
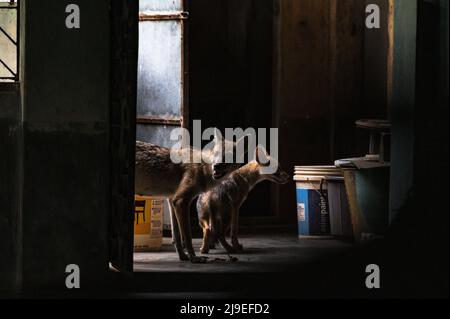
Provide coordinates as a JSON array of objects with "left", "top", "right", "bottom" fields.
[{"left": 188, "top": 0, "right": 275, "bottom": 218}]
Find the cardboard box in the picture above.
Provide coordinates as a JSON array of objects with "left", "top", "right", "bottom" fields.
[{"left": 134, "top": 195, "right": 163, "bottom": 251}]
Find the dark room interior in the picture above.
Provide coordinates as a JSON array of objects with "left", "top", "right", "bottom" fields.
[{"left": 0, "top": 0, "right": 448, "bottom": 301}]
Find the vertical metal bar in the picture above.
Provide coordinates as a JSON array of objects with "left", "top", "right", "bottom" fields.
[
  {"left": 179, "top": 18, "right": 184, "bottom": 128},
  {"left": 271, "top": 0, "right": 281, "bottom": 219},
  {"left": 16, "top": 0, "right": 19, "bottom": 81},
  {"left": 182, "top": 0, "right": 189, "bottom": 130}
]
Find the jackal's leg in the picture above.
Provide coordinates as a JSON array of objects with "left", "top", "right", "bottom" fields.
[
  {"left": 207, "top": 215, "right": 217, "bottom": 249},
  {"left": 218, "top": 233, "right": 234, "bottom": 254},
  {"left": 230, "top": 208, "right": 243, "bottom": 252},
  {"left": 172, "top": 194, "right": 207, "bottom": 263},
  {"left": 214, "top": 214, "right": 234, "bottom": 254},
  {"left": 199, "top": 215, "right": 211, "bottom": 254},
  {"left": 208, "top": 231, "right": 217, "bottom": 249},
  {"left": 209, "top": 215, "right": 221, "bottom": 249},
  {"left": 168, "top": 200, "right": 189, "bottom": 261},
  {"left": 200, "top": 227, "right": 211, "bottom": 254}
]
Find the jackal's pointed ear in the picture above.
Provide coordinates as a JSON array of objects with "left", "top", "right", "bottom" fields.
[{"left": 255, "top": 145, "right": 270, "bottom": 167}]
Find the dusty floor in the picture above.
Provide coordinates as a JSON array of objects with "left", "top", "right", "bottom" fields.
[
  {"left": 9, "top": 233, "right": 444, "bottom": 299},
  {"left": 133, "top": 235, "right": 353, "bottom": 273},
  {"left": 125, "top": 234, "right": 361, "bottom": 298}
]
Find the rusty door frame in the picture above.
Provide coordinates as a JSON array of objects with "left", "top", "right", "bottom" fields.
[{"left": 109, "top": 0, "right": 190, "bottom": 274}]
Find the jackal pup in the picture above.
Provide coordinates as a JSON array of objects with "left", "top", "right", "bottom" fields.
[
  {"left": 135, "top": 132, "right": 245, "bottom": 263},
  {"left": 197, "top": 146, "right": 290, "bottom": 254}
]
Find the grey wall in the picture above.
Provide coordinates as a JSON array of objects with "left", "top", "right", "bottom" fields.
[
  {"left": 16, "top": 0, "right": 110, "bottom": 290},
  {"left": 0, "top": 0, "right": 25, "bottom": 294},
  {"left": 0, "top": 84, "right": 21, "bottom": 292},
  {"left": 389, "top": 0, "right": 417, "bottom": 221},
  {"left": 389, "top": 0, "right": 449, "bottom": 222}
]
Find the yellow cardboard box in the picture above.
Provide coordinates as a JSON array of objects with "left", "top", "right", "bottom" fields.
[{"left": 134, "top": 195, "right": 163, "bottom": 251}]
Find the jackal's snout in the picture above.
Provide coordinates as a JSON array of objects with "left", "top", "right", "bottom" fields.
[{"left": 212, "top": 163, "right": 233, "bottom": 180}]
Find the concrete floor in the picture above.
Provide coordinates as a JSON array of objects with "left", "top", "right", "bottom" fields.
[
  {"left": 127, "top": 234, "right": 372, "bottom": 298},
  {"left": 133, "top": 235, "right": 354, "bottom": 273},
  {"left": 8, "top": 233, "right": 443, "bottom": 299}
]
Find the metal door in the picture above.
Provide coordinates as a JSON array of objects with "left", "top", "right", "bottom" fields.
[{"left": 137, "top": 0, "right": 188, "bottom": 146}]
